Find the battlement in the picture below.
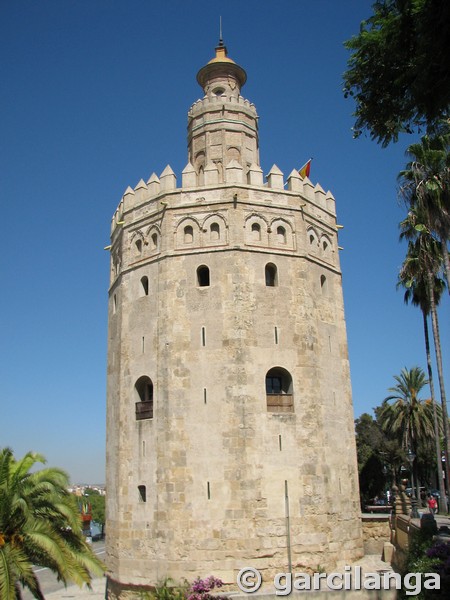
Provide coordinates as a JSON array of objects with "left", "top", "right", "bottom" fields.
[
  {"left": 188, "top": 94, "right": 258, "bottom": 118},
  {"left": 110, "top": 164, "right": 336, "bottom": 235},
  {"left": 111, "top": 161, "right": 336, "bottom": 234}
]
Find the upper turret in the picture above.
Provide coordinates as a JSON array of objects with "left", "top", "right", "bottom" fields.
[
  {"left": 196, "top": 39, "right": 247, "bottom": 99},
  {"left": 188, "top": 41, "right": 259, "bottom": 183}
]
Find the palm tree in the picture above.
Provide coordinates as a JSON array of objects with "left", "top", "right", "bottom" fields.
[
  {"left": 398, "top": 255, "right": 447, "bottom": 506},
  {"left": 399, "top": 127, "right": 450, "bottom": 291},
  {"left": 0, "top": 448, "right": 104, "bottom": 599},
  {"left": 378, "top": 367, "right": 437, "bottom": 499},
  {"left": 399, "top": 209, "right": 450, "bottom": 496}
]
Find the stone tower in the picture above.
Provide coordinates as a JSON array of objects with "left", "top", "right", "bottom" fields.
[{"left": 105, "top": 41, "right": 363, "bottom": 598}]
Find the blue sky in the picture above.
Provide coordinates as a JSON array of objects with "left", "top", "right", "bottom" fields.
[{"left": 1, "top": 1, "right": 448, "bottom": 483}]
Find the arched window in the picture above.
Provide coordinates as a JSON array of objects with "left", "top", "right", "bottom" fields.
[
  {"left": 197, "top": 265, "right": 210, "bottom": 287},
  {"left": 210, "top": 222, "right": 220, "bottom": 241},
  {"left": 266, "top": 367, "right": 294, "bottom": 413},
  {"left": 320, "top": 274, "right": 328, "bottom": 294},
  {"left": 265, "top": 263, "right": 277, "bottom": 287},
  {"left": 151, "top": 233, "right": 158, "bottom": 249},
  {"left": 277, "top": 226, "right": 286, "bottom": 244},
  {"left": 184, "top": 225, "right": 193, "bottom": 244},
  {"left": 140, "top": 276, "right": 149, "bottom": 297},
  {"left": 251, "top": 222, "right": 261, "bottom": 241},
  {"left": 135, "top": 239, "right": 142, "bottom": 255},
  {"left": 135, "top": 376, "right": 153, "bottom": 420}
]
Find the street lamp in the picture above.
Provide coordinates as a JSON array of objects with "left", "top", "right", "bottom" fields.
[{"left": 406, "top": 448, "right": 420, "bottom": 519}]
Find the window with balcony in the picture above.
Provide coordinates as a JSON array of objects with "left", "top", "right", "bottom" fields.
[
  {"left": 266, "top": 367, "right": 293, "bottom": 413},
  {"left": 135, "top": 376, "right": 153, "bottom": 420}
]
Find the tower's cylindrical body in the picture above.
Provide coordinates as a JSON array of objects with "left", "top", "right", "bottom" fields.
[{"left": 105, "top": 44, "right": 363, "bottom": 598}]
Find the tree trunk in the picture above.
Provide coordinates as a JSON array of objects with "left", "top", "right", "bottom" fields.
[
  {"left": 422, "top": 311, "right": 447, "bottom": 510},
  {"left": 427, "top": 268, "right": 450, "bottom": 507},
  {"left": 441, "top": 238, "right": 450, "bottom": 295}
]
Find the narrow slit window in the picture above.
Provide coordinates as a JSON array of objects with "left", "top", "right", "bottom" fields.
[
  {"left": 207, "top": 481, "right": 211, "bottom": 499},
  {"left": 141, "top": 276, "right": 149, "bottom": 296},
  {"left": 275, "top": 327, "right": 279, "bottom": 344},
  {"left": 204, "top": 388, "right": 207, "bottom": 404},
  {"left": 138, "top": 485, "right": 146, "bottom": 502},
  {"left": 201, "top": 327, "right": 206, "bottom": 347}
]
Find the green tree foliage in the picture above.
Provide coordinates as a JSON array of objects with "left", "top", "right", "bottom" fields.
[
  {"left": 83, "top": 488, "right": 105, "bottom": 535},
  {"left": 0, "top": 448, "right": 105, "bottom": 599},
  {"left": 378, "top": 366, "right": 436, "bottom": 451},
  {"left": 399, "top": 127, "right": 450, "bottom": 289},
  {"left": 354, "top": 413, "right": 402, "bottom": 506},
  {"left": 343, "top": 0, "right": 450, "bottom": 146}
]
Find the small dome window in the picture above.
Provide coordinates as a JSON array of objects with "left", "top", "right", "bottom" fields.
[
  {"left": 184, "top": 225, "right": 193, "bottom": 244},
  {"left": 277, "top": 226, "right": 286, "bottom": 244},
  {"left": 210, "top": 223, "right": 220, "bottom": 241},
  {"left": 251, "top": 223, "right": 261, "bottom": 241}
]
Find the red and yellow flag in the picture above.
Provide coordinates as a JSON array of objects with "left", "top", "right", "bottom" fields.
[{"left": 299, "top": 159, "right": 311, "bottom": 179}]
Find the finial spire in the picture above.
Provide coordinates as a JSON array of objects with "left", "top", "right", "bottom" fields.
[{"left": 218, "top": 16, "right": 224, "bottom": 46}]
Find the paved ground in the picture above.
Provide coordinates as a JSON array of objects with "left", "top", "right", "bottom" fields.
[{"left": 45, "top": 576, "right": 107, "bottom": 598}]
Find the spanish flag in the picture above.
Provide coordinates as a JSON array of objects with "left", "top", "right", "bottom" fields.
[{"left": 299, "top": 159, "right": 312, "bottom": 179}]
